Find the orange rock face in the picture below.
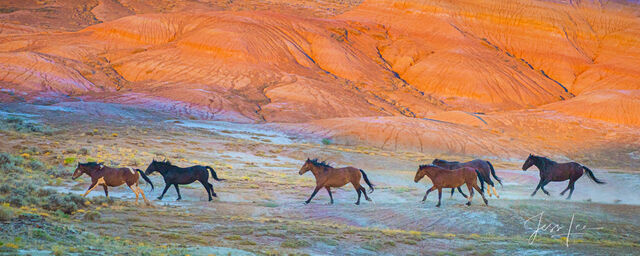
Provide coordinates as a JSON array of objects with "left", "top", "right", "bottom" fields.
[{"left": 1, "top": 0, "right": 639, "bottom": 159}]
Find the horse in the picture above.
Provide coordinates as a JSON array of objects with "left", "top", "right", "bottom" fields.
[
  {"left": 72, "top": 162, "right": 154, "bottom": 205},
  {"left": 144, "top": 159, "right": 225, "bottom": 201},
  {"left": 298, "top": 159, "right": 374, "bottom": 205},
  {"left": 414, "top": 164, "right": 488, "bottom": 207},
  {"left": 432, "top": 159, "right": 503, "bottom": 198},
  {"left": 522, "top": 154, "right": 605, "bottom": 199}
]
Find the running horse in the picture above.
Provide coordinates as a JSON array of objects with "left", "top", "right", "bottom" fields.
[
  {"left": 414, "top": 164, "right": 488, "bottom": 207},
  {"left": 72, "top": 162, "right": 154, "bottom": 205},
  {"left": 432, "top": 159, "right": 502, "bottom": 198},
  {"left": 144, "top": 159, "right": 225, "bottom": 201},
  {"left": 522, "top": 154, "right": 605, "bottom": 199},
  {"left": 298, "top": 159, "right": 374, "bottom": 205}
]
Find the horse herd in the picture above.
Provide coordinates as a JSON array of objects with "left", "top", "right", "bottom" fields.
[{"left": 71, "top": 154, "right": 606, "bottom": 207}]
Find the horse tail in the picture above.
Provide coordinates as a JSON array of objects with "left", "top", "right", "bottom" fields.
[
  {"left": 475, "top": 169, "right": 485, "bottom": 192},
  {"left": 487, "top": 161, "right": 503, "bottom": 187},
  {"left": 582, "top": 166, "right": 605, "bottom": 184},
  {"left": 136, "top": 169, "right": 154, "bottom": 191},
  {"left": 205, "top": 166, "right": 226, "bottom": 181},
  {"left": 359, "top": 169, "right": 375, "bottom": 193}
]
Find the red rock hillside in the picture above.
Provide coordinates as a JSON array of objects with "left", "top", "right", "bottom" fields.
[{"left": 1, "top": 0, "right": 639, "bottom": 159}]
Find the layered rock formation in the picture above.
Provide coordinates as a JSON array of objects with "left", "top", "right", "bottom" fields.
[{"left": 1, "top": 0, "right": 639, "bottom": 158}]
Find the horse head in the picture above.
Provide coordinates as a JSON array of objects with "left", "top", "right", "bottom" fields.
[
  {"left": 414, "top": 165, "right": 430, "bottom": 183},
  {"left": 299, "top": 158, "right": 312, "bottom": 175},
  {"left": 522, "top": 154, "right": 536, "bottom": 171},
  {"left": 145, "top": 159, "right": 162, "bottom": 175},
  {"left": 72, "top": 162, "right": 103, "bottom": 180}
]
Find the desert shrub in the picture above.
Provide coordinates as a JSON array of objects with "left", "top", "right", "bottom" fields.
[
  {"left": 321, "top": 138, "right": 332, "bottom": 145},
  {"left": 0, "top": 153, "right": 25, "bottom": 173},
  {"left": 42, "top": 193, "right": 85, "bottom": 214},
  {"left": 0, "top": 117, "right": 52, "bottom": 134},
  {"left": 78, "top": 148, "right": 89, "bottom": 155},
  {"left": 0, "top": 204, "right": 15, "bottom": 221},
  {"left": 28, "top": 159, "right": 46, "bottom": 172},
  {"left": 31, "top": 228, "right": 54, "bottom": 241},
  {"left": 7, "top": 195, "right": 26, "bottom": 207},
  {"left": 47, "top": 165, "right": 70, "bottom": 178},
  {"left": 281, "top": 239, "right": 311, "bottom": 248},
  {"left": 63, "top": 157, "right": 76, "bottom": 165},
  {"left": 83, "top": 211, "right": 101, "bottom": 221}
]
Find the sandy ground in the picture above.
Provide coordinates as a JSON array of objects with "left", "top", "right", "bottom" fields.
[{"left": 1, "top": 102, "right": 639, "bottom": 255}]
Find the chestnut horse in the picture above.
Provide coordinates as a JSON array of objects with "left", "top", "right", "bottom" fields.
[
  {"left": 72, "top": 162, "right": 154, "bottom": 205},
  {"left": 432, "top": 159, "right": 502, "bottom": 198},
  {"left": 522, "top": 154, "right": 605, "bottom": 199},
  {"left": 298, "top": 159, "right": 374, "bottom": 205},
  {"left": 414, "top": 164, "right": 488, "bottom": 207}
]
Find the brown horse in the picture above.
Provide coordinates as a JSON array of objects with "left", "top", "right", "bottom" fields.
[
  {"left": 414, "top": 164, "right": 488, "bottom": 207},
  {"left": 298, "top": 159, "right": 374, "bottom": 205},
  {"left": 72, "top": 162, "right": 154, "bottom": 205},
  {"left": 522, "top": 154, "right": 605, "bottom": 199},
  {"left": 432, "top": 159, "right": 502, "bottom": 198}
]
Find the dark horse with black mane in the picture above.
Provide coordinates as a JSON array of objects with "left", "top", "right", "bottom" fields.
[
  {"left": 299, "top": 159, "right": 374, "bottom": 205},
  {"left": 522, "top": 154, "right": 605, "bottom": 199},
  {"left": 145, "top": 159, "right": 225, "bottom": 201}
]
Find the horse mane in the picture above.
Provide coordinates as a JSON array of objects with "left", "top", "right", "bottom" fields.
[
  {"left": 156, "top": 159, "right": 175, "bottom": 167},
  {"left": 80, "top": 162, "right": 102, "bottom": 167},
  {"left": 309, "top": 158, "right": 333, "bottom": 168},
  {"left": 531, "top": 155, "right": 556, "bottom": 171},
  {"left": 419, "top": 164, "right": 437, "bottom": 169}
]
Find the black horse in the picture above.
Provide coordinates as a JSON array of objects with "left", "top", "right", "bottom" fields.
[
  {"left": 144, "top": 159, "right": 225, "bottom": 201},
  {"left": 522, "top": 154, "right": 605, "bottom": 199}
]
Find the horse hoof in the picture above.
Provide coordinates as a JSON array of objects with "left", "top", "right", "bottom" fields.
[
  {"left": 366, "top": 198, "right": 372, "bottom": 202},
  {"left": 176, "top": 198, "right": 181, "bottom": 201},
  {"left": 212, "top": 193, "right": 218, "bottom": 197},
  {"left": 156, "top": 197, "right": 163, "bottom": 200},
  {"left": 436, "top": 204, "right": 441, "bottom": 208},
  {"left": 465, "top": 202, "right": 471, "bottom": 206},
  {"left": 355, "top": 202, "right": 360, "bottom": 205},
  {"left": 304, "top": 201, "right": 309, "bottom": 205}
]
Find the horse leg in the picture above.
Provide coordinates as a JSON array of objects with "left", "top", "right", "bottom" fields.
[
  {"left": 540, "top": 180, "right": 551, "bottom": 196},
  {"left": 208, "top": 183, "right": 217, "bottom": 197},
  {"left": 102, "top": 184, "right": 109, "bottom": 198},
  {"left": 560, "top": 183, "right": 571, "bottom": 196},
  {"left": 136, "top": 185, "right": 150, "bottom": 205},
  {"left": 173, "top": 184, "right": 182, "bottom": 201},
  {"left": 473, "top": 183, "right": 488, "bottom": 206},
  {"left": 531, "top": 179, "right": 545, "bottom": 197},
  {"left": 325, "top": 187, "right": 333, "bottom": 204},
  {"left": 457, "top": 187, "right": 468, "bottom": 199},
  {"left": 128, "top": 185, "right": 140, "bottom": 204},
  {"left": 492, "top": 185, "right": 500, "bottom": 199},
  {"left": 158, "top": 184, "right": 171, "bottom": 200},
  {"left": 465, "top": 184, "right": 474, "bottom": 206},
  {"left": 422, "top": 186, "right": 435, "bottom": 202},
  {"left": 355, "top": 185, "right": 362, "bottom": 205},
  {"left": 450, "top": 188, "right": 455, "bottom": 198},
  {"left": 304, "top": 185, "right": 322, "bottom": 205},
  {"left": 486, "top": 184, "right": 493, "bottom": 197},
  {"left": 360, "top": 186, "right": 371, "bottom": 202},
  {"left": 82, "top": 178, "right": 104, "bottom": 197},
  {"left": 436, "top": 188, "right": 443, "bottom": 207},
  {"left": 567, "top": 181, "right": 576, "bottom": 200},
  {"left": 199, "top": 180, "right": 212, "bottom": 201}
]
